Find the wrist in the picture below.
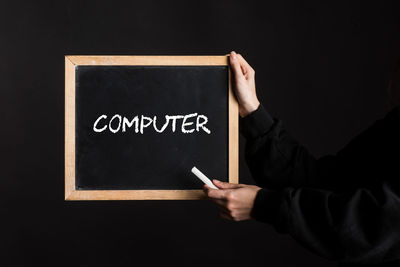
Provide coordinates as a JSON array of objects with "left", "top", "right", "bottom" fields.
[{"left": 240, "top": 100, "right": 260, "bottom": 118}]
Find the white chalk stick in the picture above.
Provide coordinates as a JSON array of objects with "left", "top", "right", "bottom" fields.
[{"left": 191, "top": 166, "right": 219, "bottom": 190}]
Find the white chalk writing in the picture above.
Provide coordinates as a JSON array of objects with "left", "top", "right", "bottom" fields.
[{"left": 93, "top": 113, "right": 211, "bottom": 134}]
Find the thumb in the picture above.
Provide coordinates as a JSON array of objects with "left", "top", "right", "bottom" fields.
[
  {"left": 213, "top": 179, "right": 241, "bottom": 189},
  {"left": 229, "top": 51, "right": 244, "bottom": 80}
]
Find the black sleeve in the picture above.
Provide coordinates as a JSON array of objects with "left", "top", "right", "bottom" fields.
[
  {"left": 241, "top": 104, "right": 400, "bottom": 191},
  {"left": 250, "top": 183, "right": 400, "bottom": 263},
  {"left": 243, "top": 105, "right": 400, "bottom": 263},
  {"left": 240, "top": 104, "right": 322, "bottom": 189}
]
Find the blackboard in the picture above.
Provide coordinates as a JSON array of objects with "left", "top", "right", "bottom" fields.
[{"left": 65, "top": 56, "right": 238, "bottom": 200}]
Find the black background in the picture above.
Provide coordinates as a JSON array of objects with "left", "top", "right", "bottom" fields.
[
  {"left": 1, "top": 1, "right": 400, "bottom": 266},
  {"left": 75, "top": 66, "right": 228, "bottom": 190}
]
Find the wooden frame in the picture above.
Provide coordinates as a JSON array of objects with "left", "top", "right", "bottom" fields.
[{"left": 65, "top": 55, "right": 238, "bottom": 200}]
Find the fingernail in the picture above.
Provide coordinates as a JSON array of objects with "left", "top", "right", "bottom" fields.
[{"left": 231, "top": 51, "right": 236, "bottom": 60}]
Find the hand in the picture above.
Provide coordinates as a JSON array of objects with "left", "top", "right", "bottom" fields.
[
  {"left": 229, "top": 51, "right": 260, "bottom": 117},
  {"left": 203, "top": 179, "right": 261, "bottom": 221}
]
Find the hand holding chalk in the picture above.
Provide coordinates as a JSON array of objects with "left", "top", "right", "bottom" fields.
[{"left": 191, "top": 166, "right": 219, "bottom": 190}]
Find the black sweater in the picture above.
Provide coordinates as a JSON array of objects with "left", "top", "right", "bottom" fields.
[{"left": 240, "top": 104, "right": 400, "bottom": 265}]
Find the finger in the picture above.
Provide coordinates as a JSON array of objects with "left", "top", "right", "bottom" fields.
[
  {"left": 211, "top": 197, "right": 226, "bottom": 205},
  {"left": 203, "top": 185, "right": 215, "bottom": 197},
  {"left": 213, "top": 199, "right": 229, "bottom": 211},
  {"left": 240, "top": 63, "right": 247, "bottom": 76},
  {"left": 237, "top": 54, "right": 255, "bottom": 79},
  {"left": 204, "top": 187, "right": 226, "bottom": 200},
  {"left": 210, "top": 200, "right": 230, "bottom": 214},
  {"left": 220, "top": 212, "right": 232, "bottom": 220},
  {"left": 208, "top": 197, "right": 230, "bottom": 213},
  {"left": 203, "top": 184, "right": 210, "bottom": 194},
  {"left": 213, "top": 179, "right": 242, "bottom": 189},
  {"left": 203, "top": 184, "right": 216, "bottom": 197},
  {"left": 237, "top": 54, "right": 253, "bottom": 73},
  {"left": 229, "top": 51, "right": 245, "bottom": 79},
  {"left": 217, "top": 206, "right": 230, "bottom": 214}
]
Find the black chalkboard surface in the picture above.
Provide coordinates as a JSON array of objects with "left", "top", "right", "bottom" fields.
[{"left": 65, "top": 56, "right": 238, "bottom": 200}]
